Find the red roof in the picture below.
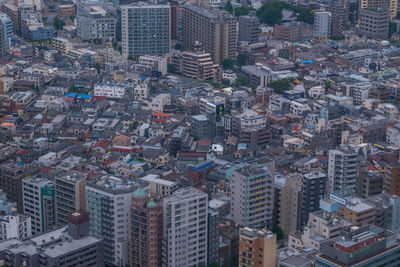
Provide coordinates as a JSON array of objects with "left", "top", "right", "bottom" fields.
[
  {"left": 93, "top": 140, "right": 111, "bottom": 150},
  {"left": 366, "top": 163, "right": 378, "bottom": 171},
  {"left": 369, "top": 154, "right": 381, "bottom": 161},
  {"left": 103, "top": 158, "right": 116, "bottom": 166},
  {"left": 91, "top": 95, "right": 107, "bottom": 101},
  {"left": 16, "top": 149, "right": 31, "bottom": 155},
  {"left": 197, "top": 139, "right": 211, "bottom": 145},
  {"left": 153, "top": 112, "right": 171, "bottom": 117},
  {"left": 152, "top": 118, "right": 167, "bottom": 123},
  {"left": 40, "top": 167, "right": 53, "bottom": 174}
]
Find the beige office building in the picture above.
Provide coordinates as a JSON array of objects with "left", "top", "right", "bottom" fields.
[{"left": 182, "top": 4, "right": 237, "bottom": 64}]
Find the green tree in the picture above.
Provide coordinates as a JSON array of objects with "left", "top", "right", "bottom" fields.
[
  {"left": 208, "top": 261, "right": 219, "bottom": 267},
  {"left": 53, "top": 17, "right": 65, "bottom": 30},
  {"left": 225, "top": 0, "right": 233, "bottom": 14},
  {"left": 222, "top": 58, "right": 234, "bottom": 70},
  {"left": 268, "top": 78, "right": 292, "bottom": 94},
  {"left": 273, "top": 225, "right": 284, "bottom": 240},
  {"left": 236, "top": 52, "right": 248, "bottom": 67},
  {"left": 234, "top": 7, "right": 255, "bottom": 17},
  {"left": 324, "top": 80, "right": 331, "bottom": 90},
  {"left": 69, "top": 15, "right": 75, "bottom": 21},
  {"left": 390, "top": 21, "right": 397, "bottom": 38},
  {"left": 231, "top": 252, "right": 239, "bottom": 267},
  {"left": 167, "top": 64, "right": 177, "bottom": 74},
  {"left": 256, "top": 0, "right": 283, "bottom": 26},
  {"left": 94, "top": 62, "right": 101, "bottom": 74},
  {"left": 235, "top": 75, "right": 250, "bottom": 86}
]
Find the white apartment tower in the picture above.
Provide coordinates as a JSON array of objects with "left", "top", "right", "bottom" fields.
[
  {"left": 314, "top": 11, "right": 332, "bottom": 38},
  {"left": 328, "top": 145, "right": 358, "bottom": 193},
  {"left": 230, "top": 163, "right": 275, "bottom": 229},
  {"left": 162, "top": 187, "right": 208, "bottom": 267}
]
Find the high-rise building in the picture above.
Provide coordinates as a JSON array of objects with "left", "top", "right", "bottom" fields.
[
  {"left": 1, "top": 4, "right": 18, "bottom": 32},
  {"left": 359, "top": 0, "right": 398, "bottom": 19},
  {"left": 182, "top": 4, "right": 238, "bottom": 64},
  {"left": 86, "top": 175, "right": 136, "bottom": 266},
  {"left": 301, "top": 170, "right": 327, "bottom": 227},
  {"left": 385, "top": 162, "right": 400, "bottom": 196},
  {"left": 0, "top": 20, "right": 7, "bottom": 57},
  {"left": 230, "top": 164, "right": 274, "bottom": 230},
  {"left": 328, "top": 145, "right": 358, "bottom": 193},
  {"left": 208, "top": 208, "right": 219, "bottom": 265},
  {"left": 0, "top": 163, "right": 36, "bottom": 213},
  {"left": 238, "top": 12, "right": 260, "bottom": 44},
  {"left": 180, "top": 51, "right": 219, "bottom": 80},
  {"left": 275, "top": 173, "right": 302, "bottom": 236},
  {"left": 239, "top": 227, "right": 276, "bottom": 267},
  {"left": 130, "top": 188, "right": 163, "bottom": 267},
  {"left": 55, "top": 172, "right": 87, "bottom": 226},
  {"left": 162, "top": 187, "right": 208, "bottom": 267},
  {"left": 359, "top": 8, "right": 390, "bottom": 39},
  {"left": 314, "top": 11, "right": 332, "bottom": 38},
  {"left": 76, "top": 6, "right": 116, "bottom": 42},
  {"left": 22, "top": 177, "right": 56, "bottom": 235},
  {"left": 327, "top": 0, "right": 349, "bottom": 38},
  {"left": 121, "top": 4, "right": 171, "bottom": 57},
  {"left": 0, "top": 13, "right": 13, "bottom": 41}
]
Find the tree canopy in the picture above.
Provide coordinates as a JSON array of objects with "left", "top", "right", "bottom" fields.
[
  {"left": 234, "top": 7, "right": 255, "bottom": 17},
  {"left": 268, "top": 78, "right": 293, "bottom": 94},
  {"left": 222, "top": 59, "right": 234, "bottom": 70}
]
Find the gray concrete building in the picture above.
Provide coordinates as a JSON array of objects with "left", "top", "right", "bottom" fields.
[
  {"left": 238, "top": 13, "right": 260, "bottom": 44},
  {"left": 121, "top": 4, "right": 171, "bottom": 57},
  {"left": 86, "top": 175, "right": 137, "bottom": 266},
  {"left": 162, "top": 187, "right": 208, "bottom": 267},
  {"left": 22, "top": 177, "right": 55, "bottom": 235},
  {"left": 76, "top": 6, "right": 116, "bottom": 42},
  {"left": 328, "top": 145, "right": 358, "bottom": 193},
  {"left": 359, "top": 8, "right": 390, "bottom": 39},
  {"left": 0, "top": 210, "right": 104, "bottom": 267}
]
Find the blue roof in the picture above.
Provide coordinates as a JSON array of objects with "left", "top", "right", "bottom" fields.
[
  {"left": 64, "top": 92, "right": 77, "bottom": 97},
  {"left": 77, "top": 94, "right": 91, "bottom": 99},
  {"left": 188, "top": 161, "right": 214, "bottom": 172},
  {"left": 140, "top": 75, "right": 148, "bottom": 81},
  {"left": 301, "top": 60, "right": 313, "bottom": 63}
]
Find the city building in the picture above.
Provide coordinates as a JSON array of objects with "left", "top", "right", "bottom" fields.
[
  {"left": 0, "top": 190, "right": 16, "bottom": 239},
  {"left": 239, "top": 227, "right": 276, "bottom": 267},
  {"left": 359, "top": 8, "right": 390, "bottom": 40},
  {"left": 121, "top": 4, "right": 171, "bottom": 57},
  {"left": 162, "top": 187, "right": 208, "bottom": 267},
  {"left": 182, "top": 4, "right": 238, "bottom": 64},
  {"left": 315, "top": 225, "right": 400, "bottom": 266},
  {"left": 0, "top": 163, "right": 35, "bottom": 212},
  {"left": 337, "top": 197, "right": 376, "bottom": 224},
  {"left": 130, "top": 188, "right": 163, "bottom": 267},
  {"left": 76, "top": 6, "right": 116, "bottom": 42},
  {"left": 384, "top": 162, "right": 400, "bottom": 196},
  {"left": 208, "top": 208, "right": 219, "bottom": 264},
  {"left": 275, "top": 173, "right": 302, "bottom": 235},
  {"left": 86, "top": 175, "right": 136, "bottom": 266},
  {"left": 181, "top": 51, "right": 219, "bottom": 81},
  {"left": 0, "top": 210, "right": 104, "bottom": 266},
  {"left": 1, "top": 214, "right": 31, "bottom": 240},
  {"left": 273, "top": 22, "right": 301, "bottom": 42},
  {"left": 358, "top": 0, "right": 398, "bottom": 19},
  {"left": 230, "top": 164, "right": 274, "bottom": 229},
  {"left": 55, "top": 172, "right": 87, "bottom": 226},
  {"left": 238, "top": 12, "right": 260, "bottom": 44},
  {"left": 22, "top": 177, "right": 55, "bottom": 235},
  {"left": 301, "top": 171, "right": 327, "bottom": 227},
  {"left": 139, "top": 174, "right": 178, "bottom": 197},
  {"left": 328, "top": 145, "right": 358, "bottom": 193},
  {"left": 314, "top": 11, "right": 331, "bottom": 38},
  {"left": 94, "top": 81, "right": 126, "bottom": 99}
]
